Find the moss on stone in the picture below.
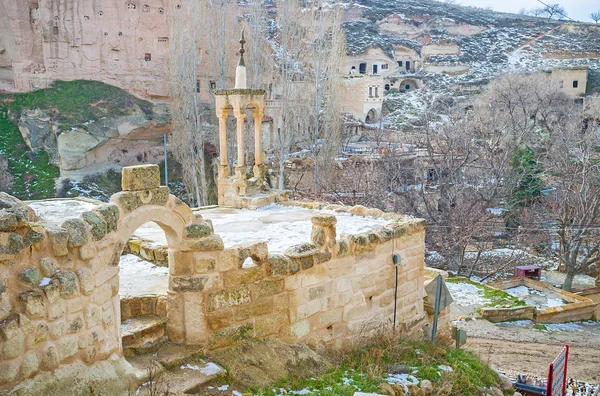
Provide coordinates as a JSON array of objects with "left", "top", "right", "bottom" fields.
[
  {"left": 95, "top": 205, "right": 119, "bottom": 232},
  {"left": 81, "top": 212, "right": 107, "bottom": 241}
]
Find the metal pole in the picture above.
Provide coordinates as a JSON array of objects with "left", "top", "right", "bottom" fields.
[
  {"left": 163, "top": 134, "right": 168, "bottom": 189},
  {"left": 431, "top": 274, "right": 442, "bottom": 342}
]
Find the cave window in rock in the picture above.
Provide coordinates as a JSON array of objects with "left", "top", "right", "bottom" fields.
[
  {"left": 196, "top": 80, "right": 200, "bottom": 93},
  {"left": 372, "top": 64, "right": 378, "bottom": 74},
  {"left": 369, "top": 87, "right": 373, "bottom": 98},
  {"left": 128, "top": 3, "right": 136, "bottom": 10},
  {"left": 573, "top": 80, "right": 579, "bottom": 88},
  {"left": 118, "top": 31, "right": 123, "bottom": 36},
  {"left": 398, "top": 61, "right": 403, "bottom": 67},
  {"left": 53, "top": 26, "right": 59, "bottom": 35},
  {"left": 98, "top": 11, "right": 103, "bottom": 16},
  {"left": 143, "top": 4, "right": 150, "bottom": 13},
  {"left": 374, "top": 87, "right": 379, "bottom": 98},
  {"left": 359, "top": 63, "right": 366, "bottom": 74},
  {"left": 405, "top": 84, "right": 410, "bottom": 90},
  {"left": 84, "top": 15, "right": 90, "bottom": 20},
  {"left": 145, "top": 53, "right": 151, "bottom": 61},
  {"left": 381, "top": 63, "right": 388, "bottom": 70},
  {"left": 406, "top": 61, "right": 411, "bottom": 71},
  {"left": 350, "top": 66, "right": 356, "bottom": 75},
  {"left": 158, "top": 7, "right": 164, "bottom": 14},
  {"left": 385, "top": 84, "right": 390, "bottom": 91},
  {"left": 112, "top": 49, "right": 120, "bottom": 61},
  {"left": 209, "top": 80, "right": 216, "bottom": 90},
  {"left": 176, "top": 4, "right": 181, "bottom": 9}
]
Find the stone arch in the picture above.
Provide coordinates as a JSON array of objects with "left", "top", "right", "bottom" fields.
[
  {"left": 365, "top": 108, "right": 378, "bottom": 123},
  {"left": 109, "top": 165, "right": 222, "bottom": 345}
]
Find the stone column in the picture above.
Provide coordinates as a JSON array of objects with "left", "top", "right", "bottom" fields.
[
  {"left": 254, "top": 111, "right": 263, "bottom": 166},
  {"left": 236, "top": 113, "right": 246, "bottom": 168},
  {"left": 218, "top": 111, "right": 228, "bottom": 166},
  {"left": 253, "top": 110, "right": 264, "bottom": 180}
]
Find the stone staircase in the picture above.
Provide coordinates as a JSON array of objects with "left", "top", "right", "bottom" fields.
[
  {"left": 122, "top": 315, "right": 167, "bottom": 357},
  {"left": 124, "top": 329, "right": 224, "bottom": 395}
]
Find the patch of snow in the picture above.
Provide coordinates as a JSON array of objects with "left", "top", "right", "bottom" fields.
[
  {"left": 386, "top": 373, "right": 419, "bottom": 393},
  {"left": 446, "top": 282, "right": 490, "bottom": 306},
  {"left": 28, "top": 199, "right": 99, "bottom": 225},
  {"left": 39, "top": 277, "right": 52, "bottom": 287},
  {"left": 119, "top": 254, "right": 168, "bottom": 298},
  {"left": 133, "top": 204, "right": 393, "bottom": 254},
  {"left": 438, "top": 365, "right": 453, "bottom": 372},
  {"left": 217, "top": 384, "right": 229, "bottom": 391},
  {"left": 505, "top": 286, "right": 565, "bottom": 309},
  {"left": 199, "top": 362, "right": 222, "bottom": 376},
  {"left": 496, "top": 320, "right": 533, "bottom": 327}
]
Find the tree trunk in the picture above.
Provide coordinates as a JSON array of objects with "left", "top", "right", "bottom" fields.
[{"left": 563, "top": 268, "right": 576, "bottom": 291}]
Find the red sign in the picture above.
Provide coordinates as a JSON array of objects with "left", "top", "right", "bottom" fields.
[{"left": 546, "top": 345, "right": 569, "bottom": 396}]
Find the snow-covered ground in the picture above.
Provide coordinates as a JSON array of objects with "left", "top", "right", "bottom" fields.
[
  {"left": 119, "top": 254, "right": 168, "bottom": 298},
  {"left": 28, "top": 199, "right": 99, "bottom": 224},
  {"left": 504, "top": 285, "right": 565, "bottom": 309},
  {"left": 446, "top": 282, "right": 490, "bottom": 307},
  {"left": 134, "top": 204, "right": 394, "bottom": 254}
]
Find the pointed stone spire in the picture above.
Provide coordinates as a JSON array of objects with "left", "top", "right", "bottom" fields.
[{"left": 235, "top": 29, "right": 247, "bottom": 89}]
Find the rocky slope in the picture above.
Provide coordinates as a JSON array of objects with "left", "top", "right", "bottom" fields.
[{"left": 0, "top": 80, "right": 170, "bottom": 199}]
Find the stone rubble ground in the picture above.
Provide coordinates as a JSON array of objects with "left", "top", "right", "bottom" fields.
[{"left": 504, "top": 285, "right": 566, "bottom": 309}]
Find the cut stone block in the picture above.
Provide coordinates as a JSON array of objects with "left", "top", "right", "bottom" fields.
[{"left": 121, "top": 165, "right": 161, "bottom": 191}]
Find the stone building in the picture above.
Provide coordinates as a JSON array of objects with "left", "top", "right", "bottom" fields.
[{"left": 548, "top": 66, "right": 589, "bottom": 96}]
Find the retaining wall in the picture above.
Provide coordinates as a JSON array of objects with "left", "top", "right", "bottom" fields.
[{"left": 487, "top": 278, "right": 599, "bottom": 324}]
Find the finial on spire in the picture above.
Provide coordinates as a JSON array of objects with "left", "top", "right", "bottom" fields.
[{"left": 238, "top": 29, "right": 246, "bottom": 67}]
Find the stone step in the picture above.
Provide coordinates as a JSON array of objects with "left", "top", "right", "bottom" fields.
[
  {"left": 121, "top": 315, "right": 166, "bottom": 356},
  {"left": 127, "top": 343, "right": 222, "bottom": 396}
]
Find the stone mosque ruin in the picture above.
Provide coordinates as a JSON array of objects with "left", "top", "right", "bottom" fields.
[{"left": 0, "top": 35, "right": 432, "bottom": 394}]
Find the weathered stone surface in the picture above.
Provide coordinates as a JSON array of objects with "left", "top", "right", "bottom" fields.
[
  {"left": 58, "top": 335, "right": 79, "bottom": 361},
  {"left": 336, "top": 239, "right": 350, "bottom": 257},
  {"left": 420, "top": 379, "right": 433, "bottom": 395},
  {"left": 110, "top": 187, "right": 169, "bottom": 214},
  {"left": 185, "top": 222, "right": 213, "bottom": 239},
  {"left": 42, "top": 280, "right": 60, "bottom": 303},
  {"left": 237, "top": 242, "right": 269, "bottom": 266},
  {"left": 61, "top": 218, "right": 89, "bottom": 248},
  {"left": 76, "top": 268, "right": 94, "bottom": 295},
  {"left": 0, "top": 192, "right": 35, "bottom": 224},
  {"left": 3, "top": 332, "right": 24, "bottom": 358},
  {"left": 121, "top": 164, "right": 161, "bottom": 191},
  {"left": 284, "top": 243, "right": 318, "bottom": 259},
  {"left": 234, "top": 300, "right": 273, "bottom": 321},
  {"left": 68, "top": 315, "right": 84, "bottom": 334},
  {"left": 0, "top": 314, "right": 21, "bottom": 340},
  {"left": 209, "top": 323, "right": 254, "bottom": 349},
  {"left": 19, "top": 268, "right": 41, "bottom": 286},
  {"left": 23, "top": 227, "right": 44, "bottom": 246},
  {"left": 81, "top": 211, "right": 107, "bottom": 241},
  {"left": 40, "top": 257, "right": 58, "bottom": 277},
  {"left": 56, "top": 270, "right": 78, "bottom": 298},
  {"left": 311, "top": 227, "right": 326, "bottom": 246},
  {"left": 94, "top": 204, "right": 120, "bottom": 232},
  {"left": 349, "top": 205, "right": 368, "bottom": 216},
  {"left": 171, "top": 276, "right": 209, "bottom": 292},
  {"left": 255, "top": 313, "right": 287, "bottom": 337},
  {"left": 46, "top": 226, "right": 69, "bottom": 256},
  {"left": 314, "top": 249, "right": 332, "bottom": 264},
  {"left": 34, "top": 323, "right": 49, "bottom": 345},
  {"left": 22, "top": 350, "right": 40, "bottom": 378},
  {"left": 19, "top": 290, "right": 45, "bottom": 318},
  {"left": 0, "top": 211, "right": 20, "bottom": 231},
  {"left": 267, "top": 255, "right": 299, "bottom": 276},
  {"left": 0, "top": 232, "right": 24, "bottom": 255},
  {"left": 224, "top": 267, "right": 264, "bottom": 288},
  {"left": 194, "top": 258, "right": 216, "bottom": 273},
  {"left": 182, "top": 235, "right": 225, "bottom": 252},
  {"left": 209, "top": 286, "right": 251, "bottom": 311},
  {"left": 250, "top": 279, "right": 284, "bottom": 300},
  {"left": 311, "top": 214, "right": 337, "bottom": 227},
  {"left": 0, "top": 358, "right": 20, "bottom": 384}
]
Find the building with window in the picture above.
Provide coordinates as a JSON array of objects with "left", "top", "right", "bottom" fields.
[{"left": 549, "top": 66, "right": 588, "bottom": 96}]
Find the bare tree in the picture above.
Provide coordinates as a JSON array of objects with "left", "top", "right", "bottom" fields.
[
  {"left": 591, "top": 11, "right": 600, "bottom": 24},
  {"left": 536, "top": 118, "right": 600, "bottom": 290},
  {"left": 305, "top": 1, "right": 346, "bottom": 197},
  {"left": 169, "top": 0, "right": 208, "bottom": 206},
  {"left": 532, "top": 3, "right": 568, "bottom": 21}
]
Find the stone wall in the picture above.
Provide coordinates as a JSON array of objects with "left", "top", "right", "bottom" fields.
[
  {"left": 487, "top": 278, "right": 599, "bottom": 324},
  {"left": 480, "top": 306, "right": 536, "bottom": 323},
  {"left": 0, "top": 165, "right": 428, "bottom": 392}
]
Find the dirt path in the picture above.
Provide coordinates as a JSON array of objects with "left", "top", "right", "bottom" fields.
[{"left": 454, "top": 318, "right": 600, "bottom": 383}]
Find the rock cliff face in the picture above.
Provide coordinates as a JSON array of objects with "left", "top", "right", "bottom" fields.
[{"left": 17, "top": 104, "right": 169, "bottom": 175}]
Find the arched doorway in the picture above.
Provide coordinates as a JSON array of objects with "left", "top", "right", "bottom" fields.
[{"left": 365, "top": 108, "right": 377, "bottom": 123}]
